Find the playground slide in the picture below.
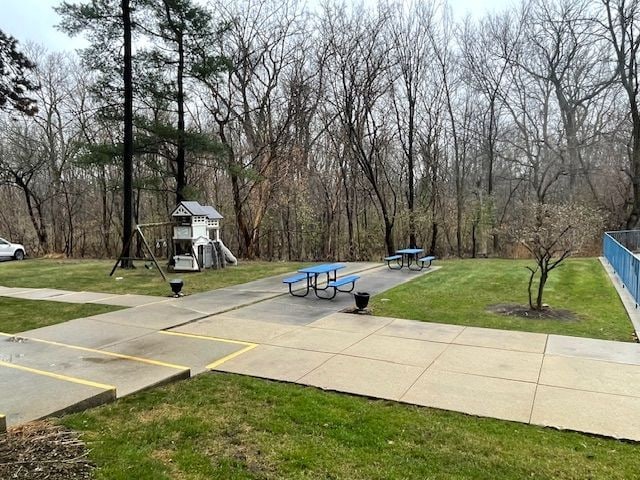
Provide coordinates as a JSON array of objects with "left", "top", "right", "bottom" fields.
[{"left": 218, "top": 239, "right": 238, "bottom": 265}]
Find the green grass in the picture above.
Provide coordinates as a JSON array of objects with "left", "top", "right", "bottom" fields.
[
  {"left": 371, "top": 258, "right": 634, "bottom": 342},
  {"left": 0, "top": 259, "right": 307, "bottom": 296},
  {"left": 0, "top": 297, "right": 120, "bottom": 334},
  {"left": 61, "top": 372, "right": 640, "bottom": 480}
]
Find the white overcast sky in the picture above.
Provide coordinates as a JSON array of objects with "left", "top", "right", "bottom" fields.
[{"left": 0, "top": 0, "right": 514, "bottom": 53}]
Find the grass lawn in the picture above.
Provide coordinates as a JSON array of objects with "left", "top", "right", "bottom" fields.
[
  {"left": 371, "top": 258, "right": 635, "bottom": 342},
  {"left": 0, "top": 259, "right": 307, "bottom": 297},
  {"left": 0, "top": 297, "right": 120, "bottom": 334},
  {"left": 61, "top": 372, "right": 640, "bottom": 480}
]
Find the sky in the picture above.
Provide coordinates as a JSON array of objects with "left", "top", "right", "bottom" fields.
[
  {"left": 0, "top": 0, "right": 514, "bottom": 54},
  {"left": 0, "top": 0, "right": 82, "bottom": 52}
]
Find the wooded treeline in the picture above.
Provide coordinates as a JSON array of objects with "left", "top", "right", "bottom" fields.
[{"left": 0, "top": 0, "right": 637, "bottom": 260}]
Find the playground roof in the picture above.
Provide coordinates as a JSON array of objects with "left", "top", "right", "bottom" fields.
[{"left": 172, "top": 201, "right": 224, "bottom": 220}]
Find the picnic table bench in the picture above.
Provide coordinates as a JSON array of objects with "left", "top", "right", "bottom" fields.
[
  {"left": 283, "top": 263, "right": 360, "bottom": 299},
  {"left": 383, "top": 254, "right": 403, "bottom": 270},
  {"left": 282, "top": 273, "right": 309, "bottom": 297},
  {"left": 418, "top": 255, "right": 436, "bottom": 268}
]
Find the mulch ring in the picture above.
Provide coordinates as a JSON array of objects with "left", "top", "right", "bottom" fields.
[
  {"left": 0, "top": 420, "right": 93, "bottom": 480},
  {"left": 487, "top": 304, "right": 577, "bottom": 321}
]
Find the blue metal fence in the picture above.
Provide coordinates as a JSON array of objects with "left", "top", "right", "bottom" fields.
[{"left": 603, "top": 230, "right": 640, "bottom": 307}]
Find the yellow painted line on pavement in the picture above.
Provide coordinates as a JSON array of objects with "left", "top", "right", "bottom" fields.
[
  {"left": 0, "top": 360, "right": 115, "bottom": 391},
  {"left": 156, "top": 330, "right": 258, "bottom": 370},
  {"left": 0, "top": 332, "right": 189, "bottom": 371},
  {"left": 158, "top": 330, "right": 257, "bottom": 347},
  {"left": 206, "top": 344, "right": 259, "bottom": 370}
]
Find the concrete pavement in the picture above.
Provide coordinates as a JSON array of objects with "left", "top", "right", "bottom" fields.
[{"left": 0, "top": 262, "right": 384, "bottom": 427}]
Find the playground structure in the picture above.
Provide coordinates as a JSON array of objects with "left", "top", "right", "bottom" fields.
[
  {"left": 170, "top": 201, "right": 237, "bottom": 272},
  {"left": 110, "top": 201, "right": 237, "bottom": 278}
]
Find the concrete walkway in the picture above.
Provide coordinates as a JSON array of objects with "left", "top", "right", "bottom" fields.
[
  {"left": 201, "top": 311, "right": 640, "bottom": 441},
  {"left": 3, "top": 262, "right": 640, "bottom": 442},
  {"left": 0, "top": 262, "right": 383, "bottom": 426}
]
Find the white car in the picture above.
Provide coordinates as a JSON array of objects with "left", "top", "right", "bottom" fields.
[{"left": 0, "top": 237, "right": 26, "bottom": 260}]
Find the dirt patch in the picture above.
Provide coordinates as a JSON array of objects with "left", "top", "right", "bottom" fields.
[
  {"left": 487, "top": 304, "right": 577, "bottom": 321},
  {"left": 0, "top": 420, "right": 93, "bottom": 479}
]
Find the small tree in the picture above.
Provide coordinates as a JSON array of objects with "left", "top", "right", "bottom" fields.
[{"left": 509, "top": 202, "right": 602, "bottom": 310}]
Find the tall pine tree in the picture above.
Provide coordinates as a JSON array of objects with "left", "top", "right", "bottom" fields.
[
  {"left": 57, "top": 0, "right": 136, "bottom": 268},
  {"left": 137, "top": 0, "right": 229, "bottom": 204}
]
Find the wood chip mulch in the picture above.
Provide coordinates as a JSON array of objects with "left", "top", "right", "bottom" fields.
[{"left": 0, "top": 420, "right": 94, "bottom": 480}]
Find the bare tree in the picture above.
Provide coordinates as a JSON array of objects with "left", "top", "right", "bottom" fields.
[
  {"left": 388, "top": 3, "right": 434, "bottom": 248},
  {"left": 0, "top": 119, "right": 49, "bottom": 252},
  {"left": 460, "top": 11, "right": 523, "bottom": 255},
  {"left": 429, "top": 8, "right": 473, "bottom": 257},
  {"left": 509, "top": 202, "right": 602, "bottom": 309},
  {"left": 202, "top": 0, "right": 305, "bottom": 258},
  {"left": 323, "top": 3, "right": 399, "bottom": 255},
  {"left": 603, "top": 0, "right": 640, "bottom": 227},
  {"left": 518, "top": 0, "right": 614, "bottom": 202}
]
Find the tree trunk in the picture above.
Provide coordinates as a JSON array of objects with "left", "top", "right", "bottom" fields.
[
  {"left": 384, "top": 216, "right": 395, "bottom": 257},
  {"left": 175, "top": 31, "right": 186, "bottom": 203},
  {"left": 21, "top": 187, "right": 48, "bottom": 253},
  {"left": 162, "top": 0, "right": 187, "bottom": 204},
  {"left": 407, "top": 97, "right": 416, "bottom": 249},
  {"left": 230, "top": 171, "right": 251, "bottom": 257},
  {"left": 527, "top": 267, "right": 537, "bottom": 310},
  {"left": 120, "top": 0, "right": 134, "bottom": 269},
  {"left": 471, "top": 222, "right": 477, "bottom": 259},
  {"left": 535, "top": 270, "right": 548, "bottom": 310},
  {"left": 341, "top": 161, "right": 355, "bottom": 260},
  {"left": 456, "top": 203, "right": 463, "bottom": 258},
  {"left": 100, "top": 166, "right": 111, "bottom": 256},
  {"left": 429, "top": 222, "right": 438, "bottom": 256}
]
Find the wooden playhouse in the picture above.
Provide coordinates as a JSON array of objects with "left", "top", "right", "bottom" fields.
[{"left": 170, "top": 201, "right": 237, "bottom": 272}]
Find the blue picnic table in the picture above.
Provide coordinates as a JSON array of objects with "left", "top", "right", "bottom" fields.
[
  {"left": 385, "top": 248, "right": 436, "bottom": 271},
  {"left": 282, "top": 263, "right": 360, "bottom": 299}
]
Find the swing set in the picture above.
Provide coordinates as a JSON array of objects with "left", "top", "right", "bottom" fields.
[{"left": 109, "top": 222, "right": 173, "bottom": 281}]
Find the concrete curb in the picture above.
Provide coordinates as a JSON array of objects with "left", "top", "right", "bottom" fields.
[
  {"left": 44, "top": 388, "right": 117, "bottom": 421},
  {"left": 127, "top": 368, "right": 192, "bottom": 397},
  {"left": 599, "top": 257, "right": 640, "bottom": 339}
]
